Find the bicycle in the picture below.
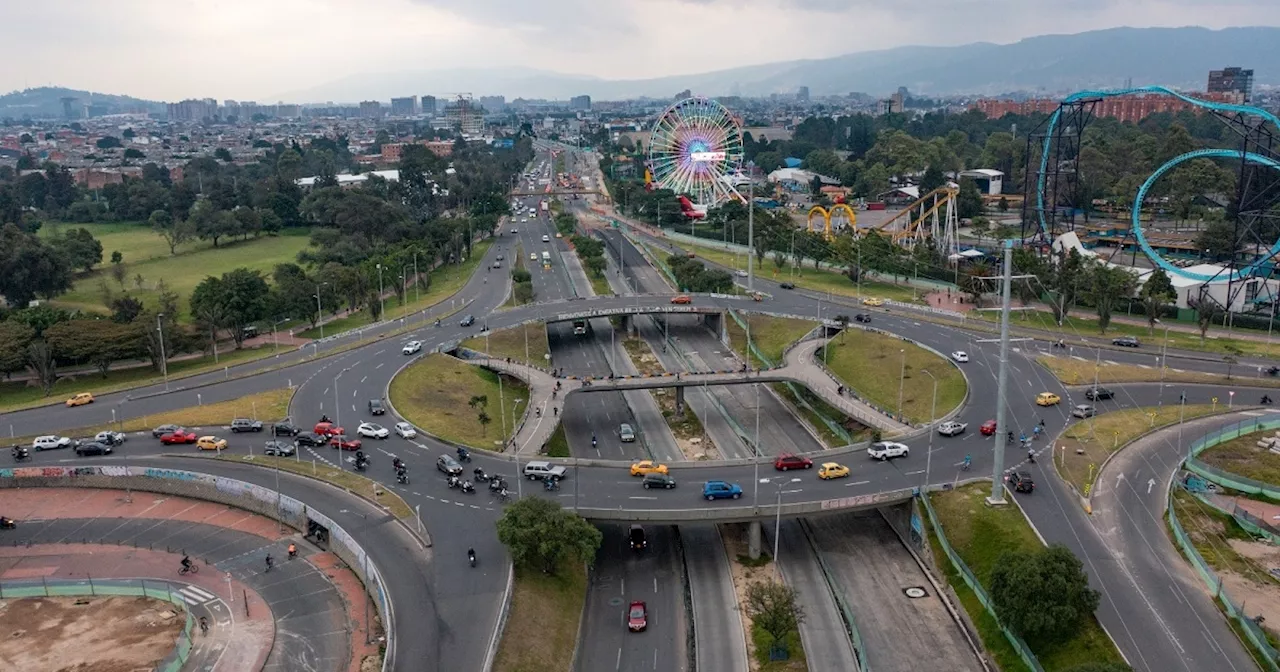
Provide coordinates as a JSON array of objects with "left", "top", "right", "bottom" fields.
[
  {"left": 179, "top": 563, "right": 199, "bottom": 576},
  {"left": 199, "top": 617, "right": 209, "bottom": 635}
]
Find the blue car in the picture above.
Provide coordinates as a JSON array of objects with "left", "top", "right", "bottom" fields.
[{"left": 703, "top": 480, "right": 743, "bottom": 501}]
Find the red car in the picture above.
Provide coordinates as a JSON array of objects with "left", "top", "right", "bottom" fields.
[
  {"left": 329, "top": 435, "right": 362, "bottom": 451},
  {"left": 160, "top": 430, "right": 198, "bottom": 445},
  {"left": 774, "top": 453, "right": 813, "bottom": 471},
  {"left": 980, "top": 419, "right": 998, "bottom": 436},
  {"left": 314, "top": 422, "right": 345, "bottom": 437},
  {"left": 627, "top": 600, "right": 647, "bottom": 632}
]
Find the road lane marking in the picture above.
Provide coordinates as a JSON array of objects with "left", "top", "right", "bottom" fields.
[
  {"left": 629, "top": 496, "right": 658, "bottom": 500},
  {"left": 846, "top": 480, "right": 870, "bottom": 486}
]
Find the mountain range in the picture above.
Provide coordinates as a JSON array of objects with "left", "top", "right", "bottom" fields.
[
  {"left": 3, "top": 26, "right": 1278, "bottom": 116},
  {"left": 275, "top": 26, "right": 1280, "bottom": 102}
]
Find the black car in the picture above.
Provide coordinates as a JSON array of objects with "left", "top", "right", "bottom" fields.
[
  {"left": 1008, "top": 471, "right": 1035, "bottom": 493},
  {"left": 271, "top": 422, "right": 301, "bottom": 437},
  {"left": 75, "top": 441, "right": 113, "bottom": 457},
  {"left": 641, "top": 473, "right": 676, "bottom": 490},
  {"left": 854, "top": 313, "right": 871, "bottom": 323},
  {"left": 369, "top": 399, "right": 386, "bottom": 415},
  {"left": 295, "top": 432, "right": 327, "bottom": 447},
  {"left": 1085, "top": 386, "right": 1114, "bottom": 401},
  {"left": 779, "top": 282, "right": 795, "bottom": 290},
  {"left": 1112, "top": 336, "right": 1140, "bottom": 348},
  {"left": 263, "top": 440, "right": 296, "bottom": 457},
  {"left": 459, "top": 314, "right": 476, "bottom": 327},
  {"left": 230, "top": 418, "right": 263, "bottom": 433},
  {"left": 629, "top": 525, "right": 647, "bottom": 550}
]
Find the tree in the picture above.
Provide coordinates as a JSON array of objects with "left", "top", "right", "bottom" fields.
[
  {"left": 1085, "top": 261, "right": 1137, "bottom": 333},
  {"left": 271, "top": 263, "right": 322, "bottom": 327},
  {"left": 214, "top": 147, "right": 234, "bottom": 163},
  {"left": 989, "top": 545, "right": 1100, "bottom": 646},
  {"left": 1046, "top": 248, "right": 1086, "bottom": 325},
  {"left": 150, "top": 209, "right": 194, "bottom": 255},
  {"left": 744, "top": 580, "right": 806, "bottom": 654},
  {"left": 919, "top": 164, "right": 946, "bottom": 194},
  {"left": 0, "top": 321, "right": 35, "bottom": 376},
  {"left": 189, "top": 200, "right": 235, "bottom": 247},
  {"left": 1138, "top": 268, "right": 1176, "bottom": 334},
  {"left": 24, "top": 339, "right": 57, "bottom": 395},
  {"left": 834, "top": 315, "right": 850, "bottom": 341},
  {"left": 468, "top": 394, "right": 489, "bottom": 432},
  {"left": 956, "top": 177, "right": 984, "bottom": 220},
  {"left": 95, "top": 136, "right": 122, "bottom": 149},
  {"left": 1223, "top": 344, "right": 1242, "bottom": 380},
  {"left": 189, "top": 268, "right": 270, "bottom": 348},
  {"left": 110, "top": 250, "right": 123, "bottom": 265},
  {"left": 495, "top": 497, "right": 602, "bottom": 575},
  {"left": 0, "top": 224, "right": 73, "bottom": 308},
  {"left": 51, "top": 227, "right": 103, "bottom": 273},
  {"left": 110, "top": 295, "right": 145, "bottom": 323},
  {"left": 123, "top": 148, "right": 145, "bottom": 160},
  {"left": 46, "top": 319, "right": 141, "bottom": 377},
  {"left": 970, "top": 216, "right": 990, "bottom": 246},
  {"left": 110, "top": 259, "right": 128, "bottom": 288}
]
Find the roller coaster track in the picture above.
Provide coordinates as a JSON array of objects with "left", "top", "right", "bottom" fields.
[{"left": 873, "top": 186, "right": 959, "bottom": 254}]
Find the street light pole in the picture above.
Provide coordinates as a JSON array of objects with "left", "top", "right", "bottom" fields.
[
  {"left": 896, "top": 348, "right": 906, "bottom": 421},
  {"left": 376, "top": 264, "right": 385, "bottom": 321},
  {"left": 157, "top": 313, "right": 169, "bottom": 391},
  {"left": 315, "top": 282, "right": 328, "bottom": 340},
  {"left": 921, "top": 369, "right": 938, "bottom": 488},
  {"left": 766, "top": 477, "right": 802, "bottom": 577},
  {"left": 747, "top": 179, "right": 755, "bottom": 293}
]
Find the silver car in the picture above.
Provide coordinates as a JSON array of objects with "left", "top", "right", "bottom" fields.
[
  {"left": 619, "top": 424, "right": 636, "bottom": 442},
  {"left": 1071, "top": 404, "right": 1096, "bottom": 418}
]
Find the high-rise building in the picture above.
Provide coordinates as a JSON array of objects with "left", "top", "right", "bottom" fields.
[
  {"left": 479, "top": 95, "right": 506, "bottom": 112},
  {"left": 421, "top": 95, "right": 437, "bottom": 116},
  {"left": 222, "top": 100, "right": 241, "bottom": 119},
  {"left": 444, "top": 97, "right": 483, "bottom": 135},
  {"left": 391, "top": 96, "right": 418, "bottom": 116},
  {"left": 359, "top": 101, "right": 383, "bottom": 119},
  {"left": 570, "top": 95, "right": 591, "bottom": 111},
  {"left": 797, "top": 86, "right": 810, "bottom": 102},
  {"left": 1208, "top": 67, "right": 1254, "bottom": 104},
  {"left": 167, "top": 99, "right": 216, "bottom": 121}
]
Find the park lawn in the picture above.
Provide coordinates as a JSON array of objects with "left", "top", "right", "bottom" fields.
[
  {"left": 52, "top": 228, "right": 312, "bottom": 322},
  {"left": 752, "top": 624, "right": 807, "bottom": 672},
  {"left": 211, "top": 454, "right": 413, "bottom": 519},
  {"left": 462, "top": 324, "right": 550, "bottom": 366},
  {"left": 930, "top": 483, "right": 1128, "bottom": 670},
  {"left": 16, "top": 388, "right": 294, "bottom": 445},
  {"left": 725, "top": 313, "right": 816, "bottom": 367},
  {"left": 43, "top": 220, "right": 185, "bottom": 264},
  {"left": 1057, "top": 405, "right": 1223, "bottom": 496},
  {"left": 1199, "top": 428, "right": 1280, "bottom": 486},
  {"left": 299, "top": 240, "right": 492, "bottom": 338},
  {"left": 389, "top": 353, "right": 528, "bottom": 451},
  {"left": 673, "top": 238, "right": 922, "bottom": 304},
  {"left": 981, "top": 307, "right": 1278, "bottom": 358},
  {"left": 823, "top": 330, "right": 966, "bottom": 425},
  {"left": 1037, "top": 355, "right": 1280, "bottom": 388},
  {"left": 0, "top": 344, "right": 281, "bottom": 413},
  {"left": 492, "top": 563, "right": 588, "bottom": 672}
]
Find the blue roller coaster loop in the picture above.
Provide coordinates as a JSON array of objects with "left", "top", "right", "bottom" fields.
[
  {"left": 1035, "top": 86, "right": 1280, "bottom": 278},
  {"left": 1132, "top": 149, "right": 1280, "bottom": 282}
]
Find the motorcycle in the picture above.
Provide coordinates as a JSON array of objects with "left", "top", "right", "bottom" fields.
[
  {"left": 355, "top": 458, "right": 369, "bottom": 472},
  {"left": 0, "top": 516, "right": 14, "bottom": 530},
  {"left": 448, "top": 475, "right": 461, "bottom": 489},
  {"left": 1052, "top": 339, "right": 1066, "bottom": 349},
  {"left": 474, "top": 468, "right": 490, "bottom": 482},
  {"left": 320, "top": 414, "right": 331, "bottom": 424},
  {"left": 468, "top": 548, "right": 477, "bottom": 568},
  {"left": 460, "top": 480, "right": 475, "bottom": 494},
  {"left": 1263, "top": 396, "right": 1274, "bottom": 405},
  {"left": 396, "top": 471, "right": 410, "bottom": 485},
  {"left": 1268, "top": 366, "right": 1280, "bottom": 377},
  {"left": 543, "top": 478, "right": 560, "bottom": 492},
  {"left": 456, "top": 447, "right": 472, "bottom": 463},
  {"left": 11, "top": 446, "right": 29, "bottom": 462},
  {"left": 488, "top": 477, "right": 505, "bottom": 492}
]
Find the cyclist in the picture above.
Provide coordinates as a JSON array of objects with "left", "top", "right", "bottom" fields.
[
  {"left": 265, "top": 554, "right": 274, "bottom": 572},
  {"left": 199, "top": 616, "right": 209, "bottom": 635},
  {"left": 962, "top": 454, "right": 972, "bottom": 471},
  {"left": 181, "top": 555, "right": 193, "bottom": 572},
  {"left": 1032, "top": 425, "right": 1042, "bottom": 440}
]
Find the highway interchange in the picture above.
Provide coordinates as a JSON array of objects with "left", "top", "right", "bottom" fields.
[{"left": 7, "top": 146, "right": 1279, "bottom": 670}]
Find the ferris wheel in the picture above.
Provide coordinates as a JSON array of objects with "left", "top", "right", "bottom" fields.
[{"left": 647, "top": 97, "right": 745, "bottom": 209}]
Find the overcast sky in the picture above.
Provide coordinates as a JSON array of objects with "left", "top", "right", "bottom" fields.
[{"left": 3, "top": 0, "right": 1276, "bottom": 101}]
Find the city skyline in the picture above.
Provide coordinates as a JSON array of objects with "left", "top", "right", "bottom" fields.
[{"left": 3, "top": 0, "right": 1278, "bottom": 101}]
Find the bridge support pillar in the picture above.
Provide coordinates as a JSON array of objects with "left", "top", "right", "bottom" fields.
[
  {"left": 748, "top": 520, "right": 763, "bottom": 560},
  {"left": 674, "top": 386, "right": 685, "bottom": 417},
  {"left": 703, "top": 312, "right": 722, "bottom": 335},
  {"left": 620, "top": 314, "right": 634, "bottom": 336}
]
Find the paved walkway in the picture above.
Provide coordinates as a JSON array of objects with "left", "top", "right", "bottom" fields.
[
  {"left": 0, "top": 488, "right": 379, "bottom": 672},
  {"left": 466, "top": 335, "right": 910, "bottom": 455}
]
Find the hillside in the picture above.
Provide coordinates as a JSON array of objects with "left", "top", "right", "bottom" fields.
[{"left": 0, "top": 87, "right": 165, "bottom": 119}]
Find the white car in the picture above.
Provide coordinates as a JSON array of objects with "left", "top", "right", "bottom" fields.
[
  {"left": 511, "top": 228, "right": 518, "bottom": 234},
  {"left": 937, "top": 421, "right": 968, "bottom": 436},
  {"left": 868, "top": 441, "right": 910, "bottom": 460},
  {"left": 357, "top": 422, "right": 390, "bottom": 439},
  {"left": 735, "top": 270, "right": 748, "bottom": 277},
  {"left": 542, "top": 234, "right": 550, "bottom": 242},
  {"left": 402, "top": 340, "right": 422, "bottom": 355},
  {"left": 395, "top": 422, "right": 417, "bottom": 439},
  {"left": 951, "top": 351, "right": 969, "bottom": 363},
  {"left": 33, "top": 435, "right": 74, "bottom": 451}
]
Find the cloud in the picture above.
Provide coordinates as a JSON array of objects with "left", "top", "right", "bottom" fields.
[{"left": 0, "top": 0, "right": 1277, "bottom": 101}]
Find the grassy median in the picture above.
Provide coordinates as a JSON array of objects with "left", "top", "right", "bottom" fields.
[
  {"left": 389, "top": 353, "right": 528, "bottom": 451},
  {"left": 492, "top": 563, "right": 588, "bottom": 672},
  {"left": 823, "top": 330, "right": 965, "bottom": 424},
  {"left": 1198, "top": 425, "right": 1280, "bottom": 485},
  {"left": 1037, "top": 355, "right": 1280, "bottom": 388},
  {"left": 929, "top": 483, "right": 1127, "bottom": 670},
  {"left": 211, "top": 453, "right": 414, "bottom": 519},
  {"left": 725, "top": 313, "right": 816, "bottom": 368},
  {"left": 1057, "top": 404, "right": 1223, "bottom": 496},
  {"left": 462, "top": 324, "right": 550, "bottom": 367}
]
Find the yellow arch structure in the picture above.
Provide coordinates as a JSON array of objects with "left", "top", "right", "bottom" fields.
[
  {"left": 806, "top": 206, "right": 829, "bottom": 236},
  {"left": 827, "top": 203, "right": 856, "bottom": 238}
]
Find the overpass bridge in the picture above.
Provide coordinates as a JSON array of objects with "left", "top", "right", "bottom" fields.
[{"left": 511, "top": 189, "right": 604, "bottom": 197}]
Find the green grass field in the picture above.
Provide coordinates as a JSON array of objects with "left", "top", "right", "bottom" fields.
[
  {"left": 44, "top": 222, "right": 312, "bottom": 322},
  {"left": 462, "top": 323, "right": 550, "bottom": 366},
  {"left": 492, "top": 563, "right": 588, "bottom": 672},
  {"left": 1199, "top": 427, "right": 1280, "bottom": 486},
  {"left": 823, "top": 330, "right": 965, "bottom": 424},
  {"left": 1058, "top": 405, "right": 1222, "bottom": 495},
  {"left": 299, "top": 240, "right": 491, "bottom": 338},
  {"left": 725, "top": 314, "right": 816, "bottom": 367},
  {"left": 930, "top": 483, "right": 1128, "bottom": 670},
  {"left": 389, "top": 353, "right": 528, "bottom": 451}
]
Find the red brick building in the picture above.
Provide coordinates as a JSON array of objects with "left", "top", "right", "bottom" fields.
[{"left": 970, "top": 91, "right": 1239, "bottom": 123}]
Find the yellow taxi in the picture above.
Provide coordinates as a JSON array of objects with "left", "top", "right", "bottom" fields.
[
  {"left": 66, "top": 392, "right": 94, "bottom": 407},
  {"left": 818, "top": 462, "right": 850, "bottom": 480},
  {"left": 629, "top": 460, "right": 669, "bottom": 477},
  {"left": 1035, "top": 392, "right": 1062, "bottom": 407},
  {"left": 196, "top": 436, "right": 228, "bottom": 451},
  {"left": 861, "top": 297, "right": 884, "bottom": 307}
]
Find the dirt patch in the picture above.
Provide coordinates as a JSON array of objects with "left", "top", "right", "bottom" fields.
[
  {"left": 719, "top": 524, "right": 806, "bottom": 672},
  {"left": 0, "top": 596, "right": 184, "bottom": 672},
  {"left": 1218, "top": 541, "right": 1280, "bottom": 635}
]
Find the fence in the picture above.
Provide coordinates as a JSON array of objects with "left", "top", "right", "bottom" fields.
[
  {"left": 0, "top": 464, "right": 396, "bottom": 672},
  {"left": 920, "top": 492, "right": 1044, "bottom": 672},
  {"left": 0, "top": 577, "right": 196, "bottom": 671},
  {"left": 1170, "top": 415, "right": 1280, "bottom": 670}
]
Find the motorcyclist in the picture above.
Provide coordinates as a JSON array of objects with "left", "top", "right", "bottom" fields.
[
  {"left": 591, "top": 434, "right": 597, "bottom": 447},
  {"left": 320, "top": 414, "right": 331, "bottom": 424},
  {"left": 1028, "top": 448, "right": 1036, "bottom": 463},
  {"left": 287, "top": 543, "right": 297, "bottom": 559},
  {"left": 1264, "top": 395, "right": 1274, "bottom": 405},
  {"left": 457, "top": 447, "right": 470, "bottom": 461},
  {"left": 392, "top": 457, "right": 404, "bottom": 471},
  {"left": 467, "top": 547, "right": 476, "bottom": 566},
  {"left": 265, "top": 554, "right": 274, "bottom": 572}
]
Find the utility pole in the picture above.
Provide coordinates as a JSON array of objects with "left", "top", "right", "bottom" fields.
[{"left": 747, "top": 179, "right": 755, "bottom": 293}]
